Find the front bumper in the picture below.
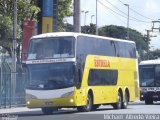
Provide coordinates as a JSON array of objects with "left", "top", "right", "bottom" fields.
[
  {"left": 26, "top": 96, "right": 76, "bottom": 108},
  {"left": 140, "top": 91, "right": 160, "bottom": 101}
]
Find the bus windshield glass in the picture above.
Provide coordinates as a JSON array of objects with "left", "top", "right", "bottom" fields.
[
  {"left": 26, "top": 62, "right": 75, "bottom": 90},
  {"left": 27, "top": 36, "right": 75, "bottom": 60},
  {"left": 139, "top": 65, "right": 160, "bottom": 87}
]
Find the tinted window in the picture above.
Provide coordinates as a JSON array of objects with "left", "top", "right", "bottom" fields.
[
  {"left": 77, "top": 36, "right": 136, "bottom": 58},
  {"left": 125, "top": 43, "right": 136, "bottom": 58},
  {"left": 115, "top": 41, "right": 136, "bottom": 58},
  {"left": 155, "top": 65, "right": 160, "bottom": 86},
  {"left": 88, "top": 69, "right": 118, "bottom": 86},
  {"left": 139, "top": 65, "right": 154, "bottom": 87},
  {"left": 26, "top": 63, "right": 75, "bottom": 90},
  {"left": 77, "top": 36, "right": 116, "bottom": 57},
  {"left": 28, "top": 36, "right": 75, "bottom": 60},
  {"left": 117, "top": 42, "right": 126, "bottom": 57}
]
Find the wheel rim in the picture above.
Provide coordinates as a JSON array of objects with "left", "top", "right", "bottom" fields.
[
  {"left": 118, "top": 93, "right": 122, "bottom": 108},
  {"left": 124, "top": 94, "right": 128, "bottom": 106},
  {"left": 85, "top": 95, "right": 91, "bottom": 110}
]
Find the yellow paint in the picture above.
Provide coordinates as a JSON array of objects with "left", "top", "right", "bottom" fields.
[
  {"left": 42, "top": 17, "right": 53, "bottom": 33},
  {"left": 27, "top": 55, "right": 139, "bottom": 108}
]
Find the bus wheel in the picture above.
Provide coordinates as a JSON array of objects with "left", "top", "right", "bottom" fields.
[
  {"left": 77, "top": 94, "right": 93, "bottom": 112},
  {"left": 145, "top": 99, "right": 153, "bottom": 105},
  {"left": 122, "top": 92, "right": 129, "bottom": 109},
  {"left": 112, "top": 92, "right": 122, "bottom": 109},
  {"left": 41, "top": 107, "right": 58, "bottom": 115}
]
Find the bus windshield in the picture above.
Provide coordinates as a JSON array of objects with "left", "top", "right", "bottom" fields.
[
  {"left": 139, "top": 65, "right": 160, "bottom": 87},
  {"left": 27, "top": 36, "right": 75, "bottom": 60},
  {"left": 26, "top": 62, "right": 75, "bottom": 90}
]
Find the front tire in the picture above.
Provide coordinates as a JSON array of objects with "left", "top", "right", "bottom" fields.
[
  {"left": 77, "top": 94, "right": 93, "bottom": 112},
  {"left": 145, "top": 99, "right": 153, "bottom": 105},
  {"left": 112, "top": 92, "right": 122, "bottom": 109},
  {"left": 122, "top": 92, "right": 129, "bottom": 109},
  {"left": 41, "top": 107, "right": 58, "bottom": 115}
]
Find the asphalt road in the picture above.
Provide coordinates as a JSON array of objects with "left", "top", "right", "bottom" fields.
[{"left": 1, "top": 101, "right": 160, "bottom": 120}]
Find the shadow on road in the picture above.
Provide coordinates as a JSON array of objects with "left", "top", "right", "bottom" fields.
[
  {"left": 129, "top": 101, "right": 160, "bottom": 106},
  {"left": 0, "top": 107, "right": 119, "bottom": 117},
  {"left": 1, "top": 102, "right": 160, "bottom": 117}
]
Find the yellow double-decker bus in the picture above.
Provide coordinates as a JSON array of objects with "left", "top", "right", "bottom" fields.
[{"left": 25, "top": 32, "right": 139, "bottom": 114}]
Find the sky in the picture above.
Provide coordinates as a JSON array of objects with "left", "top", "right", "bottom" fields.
[{"left": 67, "top": 0, "right": 160, "bottom": 50}]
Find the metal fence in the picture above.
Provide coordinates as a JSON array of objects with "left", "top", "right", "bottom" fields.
[{"left": 0, "top": 55, "right": 26, "bottom": 108}]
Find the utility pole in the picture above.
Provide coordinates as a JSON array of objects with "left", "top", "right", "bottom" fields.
[
  {"left": 124, "top": 4, "right": 129, "bottom": 40},
  {"left": 84, "top": 11, "right": 89, "bottom": 33},
  {"left": 74, "top": 0, "right": 81, "bottom": 32},
  {"left": 13, "top": 0, "right": 17, "bottom": 105},
  {"left": 91, "top": 15, "right": 95, "bottom": 24},
  {"left": 146, "top": 30, "right": 150, "bottom": 60},
  {"left": 144, "top": 29, "right": 157, "bottom": 60},
  {"left": 84, "top": 11, "right": 89, "bottom": 26},
  {"left": 152, "top": 20, "right": 160, "bottom": 32},
  {"left": 96, "top": 0, "right": 98, "bottom": 35}
]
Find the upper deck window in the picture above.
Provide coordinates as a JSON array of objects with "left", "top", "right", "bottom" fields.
[{"left": 27, "top": 36, "right": 75, "bottom": 60}]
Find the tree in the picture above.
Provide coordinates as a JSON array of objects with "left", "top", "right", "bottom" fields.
[
  {"left": 0, "top": 16, "right": 13, "bottom": 56},
  {"left": 81, "top": 23, "right": 96, "bottom": 34},
  {"left": 149, "top": 49, "right": 160, "bottom": 60},
  {"left": 0, "top": 0, "right": 73, "bottom": 57},
  {"left": 58, "top": 0, "right": 72, "bottom": 31},
  {"left": 98, "top": 25, "right": 148, "bottom": 59},
  {"left": 65, "top": 23, "right": 74, "bottom": 32},
  {"left": 0, "top": 0, "right": 40, "bottom": 56}
]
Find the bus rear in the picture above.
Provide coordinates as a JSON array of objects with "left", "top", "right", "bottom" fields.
[{"left": 139, "top": 60, "right": 160, "bottom": 104}]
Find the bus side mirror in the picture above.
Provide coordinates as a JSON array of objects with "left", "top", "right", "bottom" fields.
[{"left": 75, "top": 68, "right": 81, "bottom": 89}]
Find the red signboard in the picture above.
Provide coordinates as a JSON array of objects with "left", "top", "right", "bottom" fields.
[{"left": 22, "top": 20, "right": 36, "bottom": 63}]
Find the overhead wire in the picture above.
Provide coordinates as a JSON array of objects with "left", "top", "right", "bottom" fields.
[
  {"left": 99, "top": 3, "right": 127, "bottom": 25},
  {"left": 98, "top": 0, "right": 127, "bottom": 20},
  {"left": 97, "top": 0, "right": 141, "bottom": 30},
  {"left": 104, "top": 0, "right": 151, "bottom": 23},
  {"left": 117, "top": 0, "right": 155, "bottom": 21},
  {"left": 98, "top": 0, "right": 150, "bottom": 24},
  {"left": 97, "top": 0, "right": 141, "bottom": 31}
]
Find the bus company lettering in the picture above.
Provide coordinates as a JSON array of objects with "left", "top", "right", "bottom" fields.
[{"left": 94, "top": 58, "right": 110, "bottom": 67}]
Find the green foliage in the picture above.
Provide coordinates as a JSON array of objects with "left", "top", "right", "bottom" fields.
[
  {"left": 81, "top": 24, "right": 96, "bottom": 35},
  {"left": 99, "top": 25, "right": 147, "bottom": 50},
  {"left": 0, "top": 16, "right": 13, "bottom": 55},
  {"left": 0, "top": 0, "right": 40, "bottom": 22},
  {"left": 0, "top": 0, "right": 40, "bottom": 56},
  {"left": 0, "top": 0, "right": 73, "bottom": 56},
  {"left": 98, "top": 25, "right": 148, "bottom": 59},
  {"left": 58, "top": 0, "right": 72, "bottom": 31},
  {"left": 149, "top": 49, "right": 160, "bottom": 60},
  {"left": 66, "top": 23, "right": 74, "bottom": 32},
  {"left": 80, "top": 24, "right": 148, "bottom": 60}
]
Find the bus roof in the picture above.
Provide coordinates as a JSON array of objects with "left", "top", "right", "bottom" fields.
[
  {"left": 31, "top": 32, "right": 135, "bottom": 44},
  {"left": 139, "top": 59, "right": 160, "bottom": 65}
]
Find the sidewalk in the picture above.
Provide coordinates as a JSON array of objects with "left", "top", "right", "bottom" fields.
[{"left": 0, "top": 107, "right": 40, "bottom": 114}]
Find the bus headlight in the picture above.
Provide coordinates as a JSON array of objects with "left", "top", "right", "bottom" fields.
[
  {"left": 27, "top": 101, "right": 30, "bottom": 105},
  {"left": 26, "top": 94, "right": 37, "bottom": 99},
  {"left": 70, "top": 99, "right": 74, "bottom": 103},
  {"left": 61, "top": 91, "right": 74, "bottom": 98},
  {"left": 140, "top": 88, "right": 147, "bottom": 93}
]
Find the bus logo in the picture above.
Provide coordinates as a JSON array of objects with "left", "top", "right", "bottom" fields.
[
  {"left": 45, "top": 101, "right": 53, "bottom": 106},
  {"left": 94, "top": 57, "right": 110, "bottom": 68}
]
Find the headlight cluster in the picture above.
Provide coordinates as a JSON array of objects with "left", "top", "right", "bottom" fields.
[
  {"left": 140, "top": 88, "right": 147, "bottom": 93},
  {"left": 61, "top": 91, "right": 74, "bottom": 98},
  {"left": 26, "top": 93, "right": 37, "bottom": 99}
]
